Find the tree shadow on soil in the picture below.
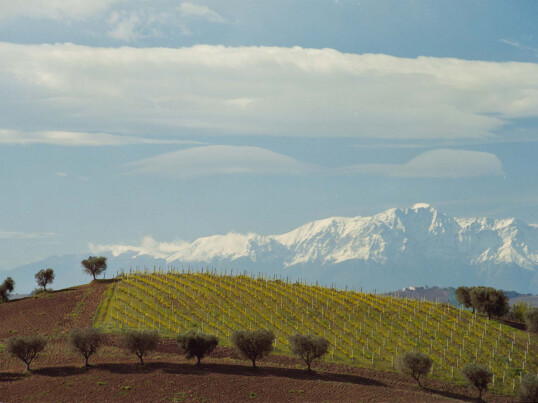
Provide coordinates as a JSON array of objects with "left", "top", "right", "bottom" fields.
[
  {"left": 0, "top": 372, "right": 25, "bottom": 383},
  {"left": 423, "top": 385, "right": 477, "bottom": 402},
  {"left": 33, "top": 366, "right": 88, "bottom": 377},
  {"left": 162, "top": 362, "right": 387, "bottom": 387}
]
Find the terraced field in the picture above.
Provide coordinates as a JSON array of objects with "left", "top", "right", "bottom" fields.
[{"left": 95, "top": 269, "right": 538, "bottom": 394}]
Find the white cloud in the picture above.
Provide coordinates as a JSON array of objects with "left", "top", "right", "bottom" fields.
[
  {"left": 55, "top": 172, "right": 68, "bottom": 177},
  {"left": 126, "top": 145, "right": 502, "bottom": 179},
  {"left": 125, "top": 145, "right": 320, "bottom": 178},
  {"left": 1, "top": 43, "right": 538, "bottom": 139},
  {"left": 0, "top": 129, "right": 200, "bottom": 146},
  {"left": 0, "top": 0, "right": 121, "bottom": 21},
  {"left": 341, "top": 149, "right": 504, "bottom": 178},
  {"left": 90, "top": 236, "right": 186, "bottom": 258},
  {"left": 178, "top": 2, "right": 225, "bottom": 23},
  {"left": 0, "top": 231, "right": 56, "bottom": 239}
]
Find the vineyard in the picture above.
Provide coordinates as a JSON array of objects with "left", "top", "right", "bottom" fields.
[{"left": 95, "top": 269, "right": 537, "bottom": 393}]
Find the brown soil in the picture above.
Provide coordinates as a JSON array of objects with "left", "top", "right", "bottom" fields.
[{"left": 0, "top": 282, "right": 518, "bottom": 402}]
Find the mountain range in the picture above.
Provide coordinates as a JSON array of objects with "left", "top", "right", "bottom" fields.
[{"left": 3, "top": 203, "right": 537, "bottom": 294}]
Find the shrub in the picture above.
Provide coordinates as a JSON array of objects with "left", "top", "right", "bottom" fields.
[
  {"left": 34, "top": 268, "right": 54, "bottom": 292},
  {"left": 520, "top": 374, "right": 538, "bottom": 402},
  {"left": 69, "top": 328, "right": 104, "bottom": 368},
  {"left": 288, "top": 334, "right": 329, "bottom": 371},
  {"left": 231, "top": 329, "right": 274, "bottom": 369},
  {"left": 525, "top": 308, "right": 538, "bottom": 332},
  {"left": 461, "top": 363, "right": 493, "bottom": 399},
  {"left": 120, "top": 330, "right": 159, "bottom": 365},
  {"left": 6, "top": 335, "right": 47, "bottom": 371},
  {"left": 176, "top": 330, "right": 218, "bottom": 367},
  {"left": 397, "top": 351, "right": 432, "bottom": 387},
  {"left": 510, "top": 302, "right": 532, "bottom": 322}
]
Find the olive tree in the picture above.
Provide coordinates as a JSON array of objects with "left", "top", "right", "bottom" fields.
[
  {"left": 0, "top": 276, "right": 15, "bottom": 303},
  {"left": 288, "top": 334, "right": 329, "bottom": 371},
  {"left": 176, "top": 330, "right": 218, "bottom": 367},
  {"left": 35, "top": 268, "right": 55, "bottom": 292},
  {"left": 69, "top": 328, "right": 104, "bottom": 368},
  {"left": 120, "top": 330, "right": 159, "bottom": 365},
  {"left": 470, "top": 287, "right": 509, "bottom": 319},
  {"left": 231, "top": 329, "right": 274, "bottom": 369},
  {"left": 6, "top": 335, "right": 47, "bottom": 371},
  {"left": 461, "top": 363, "right": 493, "bottom": 399},
  {"left": 455, "top": 286, "right": 473, "bottom": 313},
  {"left": 397, "top": 351, "right": 432, "bottom": 388},
  {"left": 81, "top": 256, "right": 107, "bottom": 281}
]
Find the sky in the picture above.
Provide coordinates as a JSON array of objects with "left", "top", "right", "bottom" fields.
[{"left": 0, "top": 0, "right": 537, "bottom": 270}]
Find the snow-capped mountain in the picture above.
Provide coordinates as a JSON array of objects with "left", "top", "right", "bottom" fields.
[
  {"left": 4, "top": 204, "right": 537, "bottom": 293},
  {"left": 88, "top": 203, "right": 537, "bottom": 293}
]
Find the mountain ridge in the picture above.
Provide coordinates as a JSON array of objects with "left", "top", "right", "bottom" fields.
[{"left": 3, "top": 204, "right": 537, "bottom": 293}]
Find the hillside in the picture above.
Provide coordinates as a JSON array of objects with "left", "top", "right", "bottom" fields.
[
  {"left": 0, "top": 273, "right": 536, "bottom": 402},
  {"left": 95, "top": 270, "right": 537, "bottom": 395}
]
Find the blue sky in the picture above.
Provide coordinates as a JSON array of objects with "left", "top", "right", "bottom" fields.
[{"left": 0, "top": 0, "right": 537, "bottom": 270}]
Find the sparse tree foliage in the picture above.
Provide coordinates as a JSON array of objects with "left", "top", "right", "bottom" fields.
[
  {"left": 69, "top": 328, "right": 104, "bottom": 368},
  {"left": 120, "top": 330, "right": 159, "bottom": 365},
  {"left": 6, "top": 335, "right": 47, "bottom": 371},
  {"left": 0, "top": 276, "right": 15, "bottom": 303},
  {"left": 231, "top": 329, "right": 275, "bottom": 369},
  {"left": 519, "top": 373, "right": 538, "bottom": 403},
  {"left": 288, "top": 334, "right": 329, "bottom": 371},
  {"left": 81, "top": 256, "right": 107, "bottom": 281},
  {"left": 461, "top": 363, "right": 493, "bottom": 399},
  {"left": 176, "top": 330, "right": 218, "bottom": 367},
  {"left": 455, "top": 286, "right": 473, "bottom": 313},
  {"left": 525, "top": 308, "right": 538, "bottom": 332},
  {"left": 35, "top": 268, "right": 55, "bottom": 292},
  {"left": 397, "top": 351, "right": 432, "bottom": 387}
]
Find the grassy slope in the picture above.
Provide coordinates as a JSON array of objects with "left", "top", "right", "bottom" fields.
[{"left": 95, "top": 271, "right": 538, "bottom": 395}]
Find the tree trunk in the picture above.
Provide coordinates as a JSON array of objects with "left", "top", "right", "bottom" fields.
[
  {"left": 197, "top": 357, "right": 201, "bottom": 367},
  {"left": 307, "top": 361, "right": 311, "bottom": 371},
  {"left": 92, "top": 272, "right": 96, "bottom": 281},
  {"left": 85, "top": 355, "right": 90, "bottom": 368},
  {"left": 251, "top": 358, "right": 256, "bottom": 369},
  {"left": 42, "top": 285, "right": 46, "bottom": 292},
  {"left": 26, "top": 361, "right": 31, "bottom": 371},
  {"left": 138, "top": 353, "right": 144, "bottom": 365}
]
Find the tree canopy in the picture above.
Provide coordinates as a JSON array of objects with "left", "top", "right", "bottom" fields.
[{"left": 81, "top": 256, "right": 107, "bottom": 281}]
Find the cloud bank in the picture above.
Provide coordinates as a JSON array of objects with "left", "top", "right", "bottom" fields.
[
  {"left": 125, "top": 145, "right": 320, "bottom": 178},
  {"left": 125, "top": 146, "right": 503, "bottom": 179},
  {"left": 1, "top": 43, "right": 538, "bottom": 140},
  {"left": 0, "top": 130, "right": 200, "bottom": 146}
]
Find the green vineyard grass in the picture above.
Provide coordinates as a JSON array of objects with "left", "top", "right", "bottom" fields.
[{"left": 95, "top": 269, "right": 537, "bottom": 394}]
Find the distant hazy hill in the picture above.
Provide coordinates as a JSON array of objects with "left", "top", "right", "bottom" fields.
[
  {"left": 3, "top": 203, "right": 538, "bottom": 293},
  {"left": 385, "top": 286, "right": 537, "bottom": 307}
]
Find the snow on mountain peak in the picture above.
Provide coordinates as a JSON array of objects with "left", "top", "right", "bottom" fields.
[{"left": 91, "top": 205, "right": 538, "bottom": 291}]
